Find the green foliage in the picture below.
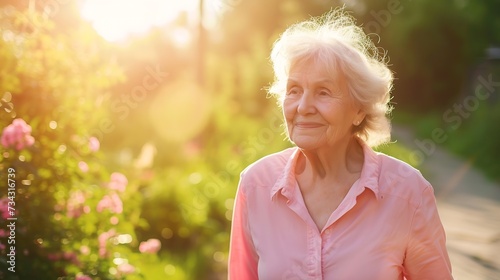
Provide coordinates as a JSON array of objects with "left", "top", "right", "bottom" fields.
[
  {"left": 375, "top": 142, "right": 421, "bottom": 168},
  {"left": 358, "top": 0, "right": 500, "bottom": 111},
  {"left": 0, "top": 7, "right": 152, "bottom": 279},
  {"left": 444, "top": 101, "right": 500, "bottom": 181},
  {"left": 395, "top": 101, "right": 500, "bottom": 182}
]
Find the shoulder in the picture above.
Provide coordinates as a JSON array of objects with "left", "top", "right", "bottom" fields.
[
  {"left": 239, "top": 147, "right": 296, "bottom": 186},
  {"left": 374, "top": 151, "right": 433, "bottom": 207}
]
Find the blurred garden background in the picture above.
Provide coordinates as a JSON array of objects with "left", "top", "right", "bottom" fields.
[{"left": 0, "top": 0, "right": 499, "bottom": 279}]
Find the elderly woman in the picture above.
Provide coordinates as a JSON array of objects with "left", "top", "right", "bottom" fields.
[{"left": 228, "top": 9, "right": 452, "bottom": 280}]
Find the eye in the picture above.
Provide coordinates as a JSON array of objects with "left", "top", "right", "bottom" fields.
[
  {"left": 286, "top": 86, "right": 301, "bottom": 96},
  {"left": 318, "top": 89, "right": 331, "bottom": 96}
]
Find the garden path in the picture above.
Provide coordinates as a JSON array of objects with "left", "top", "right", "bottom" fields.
[{"left": 392, "top": 125, "right": 500, "bottom": 280}]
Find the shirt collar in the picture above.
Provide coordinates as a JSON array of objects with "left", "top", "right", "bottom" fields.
[
  {"left": 270, "top": 148, "right": 301, "bottom": 200},
  {"left": 357, "top": 138, "right": 381, "bottom": 200},
  {"left": 270, "top": 138, "right": 381, "bottom": 201}
]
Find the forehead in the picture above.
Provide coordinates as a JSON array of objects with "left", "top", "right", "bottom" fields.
[{"left": 287, "top": 56, "right": 343, "bottom": 86}]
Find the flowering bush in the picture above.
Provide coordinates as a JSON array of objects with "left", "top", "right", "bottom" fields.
[
  {"left": 108, "top": 172, "right": 128, "bottom": 193},
  {"left": 97, "top": 192, "right": 124, "bottom": 214},
  {"left": 0, "top": 117, "right": 156, "bottom": 279},
  {"left": 0, "top": 8, "right": 164, "bottom": 280},
  {"left": 139, "top": 239, "right": 162, "bottom": 254},
  {"left": 0, "top": 118, "right": 35, "bottom": 150}
]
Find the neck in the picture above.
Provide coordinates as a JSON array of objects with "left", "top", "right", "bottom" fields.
[{"left": 296, "top": 136, "right": 364, "bottom": 185}]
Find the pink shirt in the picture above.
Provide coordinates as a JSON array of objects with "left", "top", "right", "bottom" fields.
[{"left": 228, "top": 140, "right": 453, "bottom": 280}]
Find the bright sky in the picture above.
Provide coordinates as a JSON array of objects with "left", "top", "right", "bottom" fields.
[{"left": 80, "top": 0, "right": 226, "bottom": 42}]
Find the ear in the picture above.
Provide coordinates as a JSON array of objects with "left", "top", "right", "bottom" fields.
[{"left": 353, "top": 109, "right": 366, "bottom": 126}]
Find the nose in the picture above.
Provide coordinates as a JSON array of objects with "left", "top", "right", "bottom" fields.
[{"left": 297, "top": 91, "right": 316, "bottom": 115}]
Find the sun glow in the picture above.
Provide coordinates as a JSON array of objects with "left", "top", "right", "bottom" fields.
[{"left": 80, "top": 0, "right": 198, "bottom": 42}]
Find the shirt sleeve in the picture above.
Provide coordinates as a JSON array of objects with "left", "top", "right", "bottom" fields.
[
  {"left": 403, "top": 184, "right": 453, "bottom": 280},
  {"left": 228, "top": 178, "right": 259, "bottom": 280}
]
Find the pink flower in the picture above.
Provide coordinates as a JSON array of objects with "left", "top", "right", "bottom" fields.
[
  {"left": 98, "top": 229, "right": 116, "bottom": 257},
  {"left": 108, "top": 172, "right": 128, "bottom": 192},
  {"left": 76, "top": 275, "right": 92, "bottom": 280},
  {"left": 117, "top": 263, "right": 135, "bottom": 275},
  {"left": 0, "top": 197, "right": 10, "bottom": 219},
  {"left": 89, "top": 136, "right": 100, "bottom": 152},
  {"left": 78, "top": 161, "right": 89, "bottom": 173},
  {"left": 96, "top": 193, "right": 123, "bottom": 214},
  {"left": 139, "top": 238, "right": 161, "bottom": 254},
  {"left": 0, "top": 229, "right": 8, "bottom": 238},
  {"left": 67, "top": 191, "right": 86, "bottom": 218},
  {"left": 0, "top": 118, "right": 35, "bottom": 150},
  {"left": 0, "top": 242, "right": 5, "bottom": 251}
]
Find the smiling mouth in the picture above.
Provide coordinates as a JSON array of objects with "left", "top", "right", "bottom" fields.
[{"left": 294, "top": 122, "right": 325, "bottom": 128}]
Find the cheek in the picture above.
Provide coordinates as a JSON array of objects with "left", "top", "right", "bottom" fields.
[
  {"left": 319, "top": 102, "right": 352, "bottom": 123},
  {"left": 282, "top": 101, "right": 295, "bottom": 121}
]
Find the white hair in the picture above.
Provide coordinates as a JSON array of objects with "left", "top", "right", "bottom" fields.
[{"left": 268, "top": 8, "right": 394, "bottom": 147}]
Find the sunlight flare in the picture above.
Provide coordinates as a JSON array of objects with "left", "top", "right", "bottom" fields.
[
  {"left": 149, "top": 80, "right": 212, "bottom": 143},
  {"left": 80, "top": 0, "right": 197, "bottom": 42}
]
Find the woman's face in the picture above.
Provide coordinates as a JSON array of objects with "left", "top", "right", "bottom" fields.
[{"left": 283, "top": 59, "right": 364, "bottom": 151}]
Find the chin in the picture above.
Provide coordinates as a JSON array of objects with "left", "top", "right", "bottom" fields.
[{"left": 290, "top": 137, "right": 324, "bottom": 151}]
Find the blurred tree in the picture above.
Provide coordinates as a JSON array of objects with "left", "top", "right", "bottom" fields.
[{"left": 358, "top": 0, "right": 500, "bottom": 111}]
